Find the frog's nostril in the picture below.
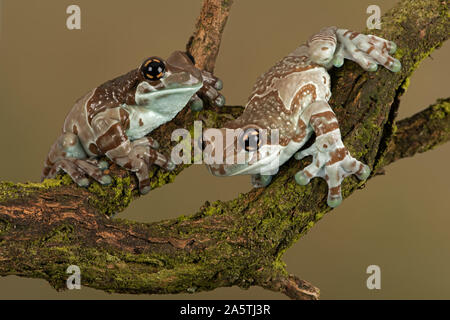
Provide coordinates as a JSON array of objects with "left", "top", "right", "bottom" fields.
[{"left": 164, "top": 72, "right": 192, "bottom": 88}]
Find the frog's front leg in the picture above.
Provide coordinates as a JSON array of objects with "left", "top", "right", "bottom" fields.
[
  {"left": 92, "top": 109, "right": 174, "bottom": 195},
  {"left": 294, "top": 101, "right": 370, "bottom": 207},
  {"left": 189, "top": 70, "right": 225, "bottom": 111},
  {"left": 110, "top": 143, "right": 174, "bottom": 195}
]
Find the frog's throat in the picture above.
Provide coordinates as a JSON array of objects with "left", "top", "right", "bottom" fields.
[
  {"left": 214, "top": 139, "right": 305, "bottom": 176},
  {"left": 123, "top": 82, "right": 203, "bottom": 141}
]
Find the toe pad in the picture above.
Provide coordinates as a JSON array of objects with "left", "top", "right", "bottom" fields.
[
  {"left": 295, "top": 171, "right": 310, "bottom": 186},
  {"left": 327, "top": 197, "right": 342, "bottom": 208}
]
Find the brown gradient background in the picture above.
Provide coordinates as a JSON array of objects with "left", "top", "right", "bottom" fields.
[{"left": 0, "top": 0, "right": 449, "bottom": 300}]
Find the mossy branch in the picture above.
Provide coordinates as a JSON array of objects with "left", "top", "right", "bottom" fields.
[
  {"left": 382, "top": 97, "right": 450, "bottom": 167},
  {"left": 0, "top": 0, "right": 449, "bottom": 300}
]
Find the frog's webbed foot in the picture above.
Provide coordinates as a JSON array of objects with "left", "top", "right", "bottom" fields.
[
  {"left": 251, "top": 174, "right": 273, "bottom": 188},
  {"left": 44, "top": 158, "right": 112, "bottom": 187},
  {"left": 294, "top": 100, "right": 370, "bottom": 207},
  {"left": 42, "top": 132, "right": 112, "bottom": 187},
  {"left": 334, "top": 29, "right": 401, "bottom": 72},
  {"left": 189, "top": 70, "right": 225, "bottom": 111},
  {"left": 112, "top": 141, "right": 175, "bottom": 195},
  {"left": 130, "top": 136, "right": 175, "bottom": 172},
  {"left": 295, "top": 143, "right": 370, "bottom": 207}
]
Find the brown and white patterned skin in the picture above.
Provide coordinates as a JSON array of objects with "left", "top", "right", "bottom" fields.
[
  {"left": 204, "top": 27, "right": 401, "bottom": 207},
  {"left": 42, "top": 51, "right": 224, "bottom": 194}
]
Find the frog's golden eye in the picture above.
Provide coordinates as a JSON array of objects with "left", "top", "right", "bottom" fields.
[
  {"left": 141, "top": 57, "right": 166, "bottom": 81},
  {"left": 241, "top": 128, "right": 262, "bottom": 152}
]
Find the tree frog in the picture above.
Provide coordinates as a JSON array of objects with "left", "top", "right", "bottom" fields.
[
  {"left": 203, "top": 27, "right": 401, "bottom": 207},
  {"left": 42, "top": 51, "right": 224, "bottom": 194}
]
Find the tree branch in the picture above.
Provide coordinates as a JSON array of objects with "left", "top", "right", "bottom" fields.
[
  {"left": 261, "top": 275, "right": 321, "bottom": 300},
  {"left": 186, "top": 0, "right": 234, "bottom": 72},
  {"left": 382, "top": 98, "right": 450, "bottom": 167},
  {"left": 0, "top": 0, "right": 448, "bottom": 300}
]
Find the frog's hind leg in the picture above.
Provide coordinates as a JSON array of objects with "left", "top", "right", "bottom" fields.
[
  {"left": 42, "top": 132, "right": 111, "bottom": 187},
  {"left": 46, "top": 158, "right": 112, "bottom": 187},
  {"left": 336, "top": 29, "right": 401, "bottom": 72},
  {"left": 367, "top": 35, "right": 397, "bottom": 55},
  {"left": 86, "top": 158, "right": 109, "bottom": 171},
  {"left": 46, "top": 159, "right": 90, "bottom": 187},
  {"left": 73, "top": 159, "right": 112, "bottom": 185}
]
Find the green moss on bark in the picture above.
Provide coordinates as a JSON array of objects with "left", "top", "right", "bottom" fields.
[
  {"left": 87, "top": 176, "right": 135, "bottom": 217},
  {"left": 0, "top": 175, "right": 72, "bottom": 203},
  {"left": 0, "top": 0, "right": 448, "bottom": 300}
]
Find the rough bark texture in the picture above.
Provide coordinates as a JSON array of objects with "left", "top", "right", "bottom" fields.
[
  {"left": 382, "top": 98, "right": 450, "bottom": 167},
  {"left": 186, "top": 0, "right": 233, "bottom": 72},
  {"left": 0, "top": 0, "right": 449, "bottom": 300}
]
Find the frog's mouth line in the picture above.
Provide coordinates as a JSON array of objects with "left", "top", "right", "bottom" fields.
[
  {"left": 208, "top": 144, "right": 284, "bottom": 176},
  {"left": 143, "top": 81, "right": 203, "bottom": 95},
  {"left": 148, "top": 83, "right": 202, "bottom": 96},
  {"left": 207, "top": 137, "right": 309, "bottom": 177},
  {"left": 135, "top": 82, "right": 203, "bottom": 110}
]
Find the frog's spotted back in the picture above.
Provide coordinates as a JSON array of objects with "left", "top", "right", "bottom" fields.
[{"left": 86, "top": 70, "right": 141, "bottom": 125}]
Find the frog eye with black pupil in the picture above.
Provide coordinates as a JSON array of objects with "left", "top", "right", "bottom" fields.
[
  {"left": 141, "top": 57, "right": 165, "bottom": 81},
  {"left": 242, "top": 129, "right": 261, "bottom": 152}
]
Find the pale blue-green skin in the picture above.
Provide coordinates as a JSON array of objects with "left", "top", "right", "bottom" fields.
[
  {"left": 64, "top": 138, "right": 87, "bottom": 159},
  {"left": 124, "top": 81, "right": 203, "bottom": 141},
  {"left": 52, "top": 79, "right": 203, "bottom": 186}
]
